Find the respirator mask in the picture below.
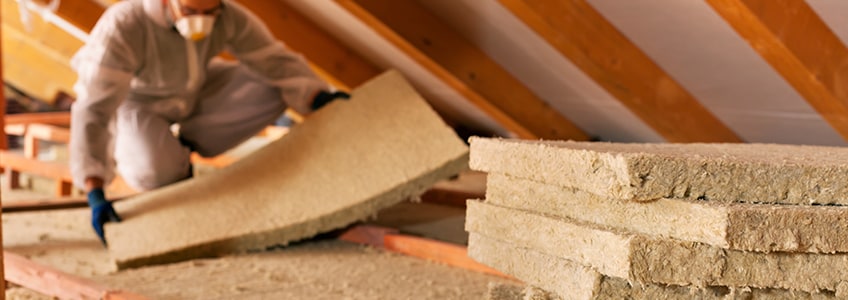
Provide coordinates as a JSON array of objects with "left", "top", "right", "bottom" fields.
[{"left": 169, "top": 0, "right": 221, "bottom": 41}]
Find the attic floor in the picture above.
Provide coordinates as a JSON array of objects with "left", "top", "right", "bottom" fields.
[{"left": 1, "top": 183, "right": 507, "bottom": 299}]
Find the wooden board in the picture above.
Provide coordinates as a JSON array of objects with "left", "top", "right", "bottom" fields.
[{"left": 105, "top": 71, "right": 469, "bottom": 269}]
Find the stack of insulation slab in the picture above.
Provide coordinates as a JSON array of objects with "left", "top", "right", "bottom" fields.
[{"left": 466, "top": 137, "right": 848, "bottom": 300}]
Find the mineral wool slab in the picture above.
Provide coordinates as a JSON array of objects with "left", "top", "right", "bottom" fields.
[
  {"left": 469, "top": 137, "right": 848, "bottom": 205},
  {"left": 106, "top": 70, "right": 469, "bottom": 269},
  {"left": 486, "top": 174, "right": 848, "bottom": 253},
  {"left": 465, "top": 201, "right": 848, "bottom": 293}
]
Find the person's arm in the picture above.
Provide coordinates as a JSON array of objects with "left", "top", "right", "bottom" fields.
[
  {"left": 69, "top": 3, "right": 139, "bottom": 245},
  {"left": 221, "top": 2, "right": 335, "bottom": 115}
]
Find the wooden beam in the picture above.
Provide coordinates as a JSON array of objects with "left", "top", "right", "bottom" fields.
[
  {"left": 707, "top": 0, "right": 848, "bottom": 140},
  {"left": 1, "top": 22, "right": 77, "bottom": 101},
  {"left": 5, "top": 112, "right": 70, "bottom": 125},
  {"left": 383, "top": 234, "right": 509, "bottom": 278},
  {"left": 1, "top": 1, "right": 6, "bottom": 297},
  {"left": 4, "top": 251, "right": 148, "bottom": 299},
  {"left": 338, "top": 225, "right": 512, "bottom": 279},
  {"left": 3, "top": 194, "right": 131, "bottom": 213},
  {"left": 239, "top": 0, "right": 381, "bottom": 89},
  {"left": 0, "top": 150, "right": 72, "bottom": 182},
  {"left": 1, "top": 0, "right": 84, "bottom": 60},
  {"left": 352, "top": 0, "right": 588, "bottom": 140},
  {"left": 29, "top": 0, "right": 104, "bottom": 32},
  {"left": 24, "top": 0, "right": 359, "bottom": 93},
  {"left": 335, "top": 0, "right": 538, "bottom": 139},
  {"left": 499, "top": 0, "right": 742, "bottom": 143}
]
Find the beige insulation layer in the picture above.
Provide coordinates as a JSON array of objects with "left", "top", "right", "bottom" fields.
[
  {"left": 469, "top": 137, "right": 848, "bottom": 205},
  {"left": 486, "top": 174, "right": 848, "bottom": 253},
  {"left": 91, "top": 240, "right": 513, "bottom": 299},
  {"left": 106, "top": 70, "right": 469, "bottom": 269},
  {"left": 485, "top": 282, "right": 562, "bottom": 300},
  {"left": 470, "top": 234, "right": 838, "bottom": 300},
  {"left": 465, "top": 201, "right": 848, "bottom": 293}
]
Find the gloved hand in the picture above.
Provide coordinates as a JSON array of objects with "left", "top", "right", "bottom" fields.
[
  {"left": 88, "top": 188, "right": 122, "bottom": 246},
  {"left": 311, "top": 90, "right": 350, "bottom": 111}
]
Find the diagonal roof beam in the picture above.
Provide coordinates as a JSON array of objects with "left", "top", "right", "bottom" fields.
[
  {"left": 347, "top": 0, "right": 588, "bottom": 140},
  {"left": 26, "top": 0, "right": 371, "bottom": 91},
  {"left": 1, "top": 0, "right": 8, "bottom": 152},
  {"left": 499, "top": 0, "right": 742, "bottom": 143},
  {"left": 29, "top": 0, "right": 103, "bottom": 32},
  {"left": 1, "top": 24, "right": 77, "bottom": 101},
  {"left": 238, "top": 0, "right": 381, "bottom": 89},
  {"left": 337, "top": 0, "right": 543, "bottom": 139},
  {"left": 707, "top": 0, "right": 848, "bottom": 141}
]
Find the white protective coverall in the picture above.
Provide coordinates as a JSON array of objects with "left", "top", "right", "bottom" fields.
[{"left": 70, "top": 0, "right": 328, "bottom": 191}]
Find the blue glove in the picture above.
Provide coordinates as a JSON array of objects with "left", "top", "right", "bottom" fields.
[
  {"left": 311, "top": 90, "right": 350, "bottom": 111},
  {"left": 88, "top": 188, "right": 122, "bottom": 246}
]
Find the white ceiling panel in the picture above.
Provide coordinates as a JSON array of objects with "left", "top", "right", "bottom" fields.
[{"left": 588, "top": 0, "right": 846, "bottom": 146}]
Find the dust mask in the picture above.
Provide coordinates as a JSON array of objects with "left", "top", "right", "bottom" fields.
[{"left": 174, "top": 15, "right": 215, "bottom": 41}]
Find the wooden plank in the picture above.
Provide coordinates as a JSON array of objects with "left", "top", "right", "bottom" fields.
[
  {"left": 26, "top": 123, "right": 70, "bottom": 143},
  {"left": 0, "top": 150, "right": 72, "bottom": 182},
  {"left": 3, "top": 194, "right": 131, "bottom": 213},
  {"left": 337, "top": 225, "right": 399, "bottom": 248},
  {"left": 338, "top": 225, "right": 511, "bottom": 278},
  {"left": 706, "top": 0, "right": 848, "bottom": 141},
  {"left": 1, "top": 22, "right": 77, "bottom": 101},
  {"left": 336, "top": 0, "right": 537, "bottom": 139},
  {"left": 5, "top": 112, "right": 70, "bottom": 125},
  {"left": 420, "top": 171, "right": 486, "bottom": 208},
  {"left": 1, "top": 0, "right": 84, "bottom": 60},
  {"left": 238, "top": 0, "right": 381, "bottom": 88},
  {"left": 4, "top": 251, "right": 147, "bottom": 299},
  {"left": 353, "top": 0, "right": 587, "bottom": 141},
  {"left": 29, "top": 0, "right": 104, "bottom": 32},
  {"left": 383, "top": 233, "right": 510, "bottom": 278},
  {"left": 499, "top": 0, "right": 742, "bottom": 143}
]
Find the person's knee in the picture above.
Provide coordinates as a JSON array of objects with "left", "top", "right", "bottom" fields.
[{"left": 119, "top": 162, "right": 190, "bottom": 191}]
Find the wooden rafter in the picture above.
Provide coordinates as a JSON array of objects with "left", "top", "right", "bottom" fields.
[
  {"left": 239, "top": 0, "right": 381, "bottom": 89},
  {"left": 29, "top": 0, "right": 104, "bottom": 32},
  {"left": 1, "top": 23, "right": 78, "bottom": 101},
  {"left": 23, "top": 0, "right": 355, "bottom": 92},
  {"left": 1, "top": 0, "right": 84, "bottom": 59},
  {"left": 336, "top": 0, "right": 538, "bottom": 139},
  {"left": 349, "top": 0, "right": 588, "bottom": 140},
  {"left": 499, "top": 0, "right": 742, "bottom": 143},
  {"left": 707, "top": 0, "right": 848, "bottom": 141}
]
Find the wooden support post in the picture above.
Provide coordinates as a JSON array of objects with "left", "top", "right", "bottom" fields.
[
  {"left": 1, "top": 0, "right": 7, "bottom": 296},
  {"left": 3, "top": 168, "right": 19, "bottom": 190}
]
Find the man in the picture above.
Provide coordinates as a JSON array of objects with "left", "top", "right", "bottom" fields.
[{"left": 70, "top": 0, "right": 348, "bottom": 245}]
